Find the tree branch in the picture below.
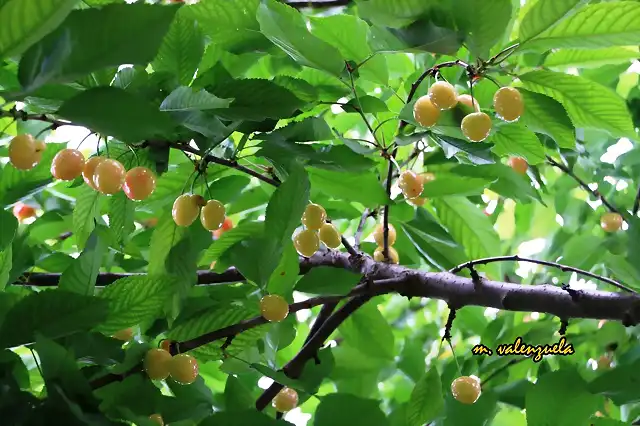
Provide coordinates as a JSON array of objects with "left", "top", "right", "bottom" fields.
[
  {"left": 284, "top": 0, "right": 352, "bottom": 8},
  {"left": 449, "top": 255, "right": 635, "bottom": 293},
  {"left": 546, "top": 155, "right": 621, "bottom": 215},
  {"left": 633, "top": 184, "right": 640, "bottom": 216}
]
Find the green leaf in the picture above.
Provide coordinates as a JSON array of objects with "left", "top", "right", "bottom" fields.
[
  {"left": 108, "top": 192, "right": 135, "bottom": 247},
  {"left": 308, "top": 14, "right": 388, "bottom": 84},
  {"left": 266, "top": 241, "right": 299, "bottom": 295},
  {"left": 72, "top": 185, "right": 101, "bottom": 250},
  {"left": 295, "top": 267, "right": 362, "bottom": 295},
  {"left": 452, "top": 0, "right": 512, "bottom": 57},
  {"left": 34, "top": 335, "right": 92, "bottom": 397},
  {"left": 406, "top": 368, "right": 444, "bottom": 426},
  {"left": 200, "top": 410, "right": 290, "bottom": 426},
  {"left": 0, "top": 142, "right": 66, "bottom": 206},
  {"left": 256, "top": 0, "right": 344, "bottom": 76},
  {"left": 264, "top": 162, "right": 309, "bottom": 244},
  {"left": 97, "top": 275, "right": 177, "bottom": 334},
  {"left": 421, "top": 174, "right": 495, "bottom": 197},
  {"left": 58, "top": 225, "right": 108, "bottom": 295},
  {"left": 223, "top": 236, "right": 282, "bottom": 288},
  {"left": 526, "top": 2, "right": 640, "bottom": 50},
  {"left": 168, "top": 305, "right": 266, "bottom": 360},
  {"left": 520, "top": 89, "right": 575, "bottom": 149},
  {"left": 264, "top": 117, "right": 334, "bottom": 142},
  {"left": 588, "top": 359, "right": 640, "bottom": 405},
  {"left": 314, "top": 393, "right": 389, "bottom": 426},
  {"left": 308, "top": 168, "right": 389, "bottom": 208},
  {"left": 17, "top": 3, "right": 179, "bottom": 88},
  {"left": 356, "top": 0, "right": 432, "bottom": 28},
  {"left": 432, "top": 134, "right": 496, "bottom": 165},
  {"left": 0, "top": 0, "right": 78, "bottom": 60},
  {"left": 224, "top": 375, "right": 255, "bottom": 412},
  {"left": 339, "top": 300, "right": 395, "bottom": 361},
  {"left": 0, "top": 246, "right": 12, "bottom": 291},
  {"left": 153, "top": 8, "right": 205, "bottom": 86},
  {"left": 519, "top": 0, "right": 586, "bottom": 42},
  {"left": 491, "top": 123, "right": 545, "bottom": 165},
  {"left": 520, "top": 70, "right": 637, "bottom": 140},
  {"left": 544, "top": 47, "right": 639, "bottom": 69},
  {"left": 0, "top": 290, "right": 109, "bottom": 348},
  {"left": 432, "top": 197, "right": 501, "bottom": 276},
  {"left": 526, "top": 369, "right": 600, "bottom": 426},
  {"left": 159, "top": 86, "right": 233, "bottom": 112},
  {"left": 57, "top": 87, "right": 177, "bottom": 143},
  {"left": 0, "top": 208, "right": 17, "bottom": 252},
  {"left": 199, "top": 221, "right": 265, "bottom": 266},
  {"left": 208, "top": 78, "right": 306, "bottom": 121},
  {"left": 148, "top": 212, "right": 189, "bottom": 276},
  {"left": 183, "top": 0, "right": 269, "bottom": 53}
]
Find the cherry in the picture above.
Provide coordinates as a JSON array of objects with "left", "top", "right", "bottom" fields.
[
  {"left": 457, "top": 94, "right": 480, "bottom": 111},
  {"left": 12, "top": 203, "right": 36, "bottom": 222},
  {"left": 8, "top": 134, "right": 45, "bottom": 170},
  {"left": 508, "top": 157, "right": 528, "bottom": 175},
  {"left": 200, "top": 200, "right": 226, "bottom": 231},
  {"left": 260, "top": 294, "right": 289, "bottom": 322},
  {"left": 428, "top": 81, "right": 458, "bottom": 110},
  {"left": 172, "top": 194, "right": 206, "bottom": 227},
  {"left": 373, "top": 246, "right": 399, "bottom": 264},
  {"left": 319, "top": 223, "right": 342, "bottom": 249},
  {"left": 597, "top": 355, "right": 612, "bottom": 370},
  {"left": 273, "top": 387, "right": 299, "bottom": 412},
  {"left": 82, "top": 156, "right": 105, "bottom": 190},
  {"left": 213, "top": 217, "right": 233, "bottom": 239},
  {"left": 123, "top": 167, "right": 156, "bottom": 201},
  {"left": 144, "top": 348, "right": 172, "bottom": 380},
  {"left": 301, "top": 203, "right": 326, "bottom": 230},
  {"left": 293, "top": 229, "right": 320, "bottom": 257},
  {"left": 112, "top": 327, "right": 134, "bottom": 341},
  {"left": 408, "top": 197, "right": 426, "bottom": 207},
  {"left": 601, "top": 212, "right": 623, "bottom": 233},
  {"left": 398, "top": 170, "right": 424, "bottom": 199},
  {"left": 413, "top": 95, "right": 440, "bottom": 127},
  {"left": 50, "top": 148, "right": 85, "bottom": 181},
  {"left": 373, "top": 223, "right": 396, "bottom": 247},
  {"left": 461, "top": 112, "right": 492, "bottom": 142},
  {"left": 451, "top": 376, "right": 481, "bottom": 404},
  {"left": 169, "top": 353, "right": 199, "bottom": 385},
  {"left": 149, "top": 414, "right": 164, "bottom": 426},
  {"left": 493, "top": 87, "right": 524, "bottom": 122},
  {"left": 93, "top": 158, "right": 126, "bottom": 195}
]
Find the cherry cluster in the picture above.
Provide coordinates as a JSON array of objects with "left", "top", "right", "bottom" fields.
[{"left": 293, "top": 203, "right": 342, "bottom": 258}]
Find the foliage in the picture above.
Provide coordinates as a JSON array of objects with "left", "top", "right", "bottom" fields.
[{"left": 0, "top": 0, "right": 639, "bottom": 425}]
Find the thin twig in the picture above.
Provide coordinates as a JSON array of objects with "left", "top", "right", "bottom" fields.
[
  {"left": 546, "top": 155, "right": 621, "bottom": 215},
  {"left": 449, "top": 254, "right": 635, "bottom": 293}
]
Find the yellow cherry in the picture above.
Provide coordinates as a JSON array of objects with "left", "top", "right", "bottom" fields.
[
  {"left": 318, "top": 223, "right": 342, "bottom": 249},
  {"left": 169, "top": 353, "right": 199, "bottom": 385},
  {"left": 373, "top": 246, "right": 399, "bottom": 264},
  {"left": 260, "top": 294, "right": 289, "bottom": 322},
  {"left": 413, "top": 95, "right": 440, "bottom": 127},
  {"left": 428, "top": 81, "right": 458, "bottom": 110},
  {"left": 273, "top": 387, "right": 299, "bottom": 412},
  {"left": 301, "top": 203, "right": 326, "bottom": 230},
  {"left": 200, "top": 200, "right": 226, "bottom": 231},
  {"left": 461, "top": 112, "right": 492, "bottom": 142},
  {"left": 144, "top": 348, "right": 172, "bottom": 381},
  {"left": 293, "top": 229, "right": 320, "bottom": 257},
  {"left": 451, "top": 376, "right": 481, "bottom": 404},
  {"left": 51, "top": 148, "right": 85, "bottom": 180},
  {"left": 601, "top": 213, "right": 623, "bottom": 233},
  {"left": 373, "top": 224, "right": 396, "bottom": 247},
  {"left": 493, "top": 87, "right": 524, "bottom": 122}
]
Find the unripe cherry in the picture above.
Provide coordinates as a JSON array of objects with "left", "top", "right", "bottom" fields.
[
  {"left": 461, "top": 112, "right": 492, "bottom": 142},
  {"left": 93, "top": 159, "right": 126, "bottom": 195},
  {"left": 293, "top": 229, "right": 320, "bottom": 258},
  {"left": 508, "top": 157, "right": 528, "bottom": 175},
  {"left": 273, "top": 387, "right": 299, "bottom": 412},
  {"left": 413, "top": 95, "right": 440, "bottom": 127},
  {"left": 601, "top": 212, "right": 623, "bottom": 233},
  {"left": 82, "top": 156, "right": 106, "bottom": 190},
  {"left": 12, "top": 203, "right": 36, "bottom": 222},
  {"left": 260, "top": 294, "right": 289, "bottom": 322},
  {"left": 51, "top": 148, "right": 85, "bottom": 180},
  {"left": 172, "top": 194, "right": 205, "bottom": 227},
  {"left": 493, "top": 87, "right": 524, "bottom": 122},
  {"left": 123, "top": 166, "right": 156, "bottom": 201},
  {"left": 144, "top": 348, "right": 172, "bottom": 380},
  {"left": 301, "top": 203, "right": 326, "bottom": 230},
  {"left": 373, "top": 246, "right": 399, "bottom": 264},
  {"left": 428, "top": 81, "right": 458, "bottom": 110},
  {"left": 373, "top": 224, "right": 396, "bottom": 247},
  {"left": 398, "top": 170, "right": 424, "bottom": 199},
  {"left": 451, "top": 376, "right": 481, "bottom": 404},
  {"left": 149, "top": 414, "right": 164, "bottom": 426},
  {"left": 8, "top": 134, "right": 44, "bottom": 170},
  {"left": 112, "top": 327, "right": 134, "bottom": 341},
  {"left": 200, "top": 200, "right": 226, "bottom": 230},
  {"left": 319, "top": 223, "right": 342, "bottom": 249},
  {"left": 169, "top": 353, "right": 199, "bottom": 385},
  {"left": 457, "top": 94, "right": 480, "bottom": 111}
]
